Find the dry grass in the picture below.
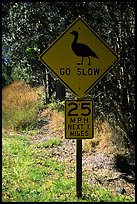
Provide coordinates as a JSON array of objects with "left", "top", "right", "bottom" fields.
[
  {"left": 50, "top": 110, "right": 65, "bottom": 138},
  {"left": 95, "top": 120, "right": 117, "bottom": 153},
  {"left": 2, "top": 81, "right": 41, "bottom": 110},
  {"left": 40, "top": 108, "right": 65, "bottom": 139},
  {"left": 83, "top": 120, "right": 118, "bottom": 154},
  {"left": 2, "top": 81, "right": 43, "bottom": 131}
]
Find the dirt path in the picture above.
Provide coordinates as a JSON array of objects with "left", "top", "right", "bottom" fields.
[{"left": 32, "top": 109, "right": 135, "bottom": 200}]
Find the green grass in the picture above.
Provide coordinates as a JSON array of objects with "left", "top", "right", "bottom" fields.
[
  {"left": 36, "top": 138, "right": 62, "bottom": 148},
  {"left": 2, "top": 133, "right": 134, "bottom": 202}
]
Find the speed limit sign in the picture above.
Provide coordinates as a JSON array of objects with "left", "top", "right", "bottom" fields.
[{"left": 65, "top": 99, "right": 94, "bottom": 139}]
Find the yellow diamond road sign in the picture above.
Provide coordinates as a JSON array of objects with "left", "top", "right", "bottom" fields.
[{"left": 39, "top": 17, "right": 119, "bottom": 98}]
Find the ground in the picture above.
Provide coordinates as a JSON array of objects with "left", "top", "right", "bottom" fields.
[{"left": 31, "top": 107, "right": 135, "bottom": 200}]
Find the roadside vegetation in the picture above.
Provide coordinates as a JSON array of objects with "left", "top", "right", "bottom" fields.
[
  {"left": 3, "top": 133, "right": 133, "bottom": 202},
  {"left": 2, "top": 81, "right": 135, "bottom": 202}
]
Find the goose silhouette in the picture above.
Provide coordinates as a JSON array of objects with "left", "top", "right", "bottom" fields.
[{"left": 70, "top": 30, "right": 99, "bottom": 65}]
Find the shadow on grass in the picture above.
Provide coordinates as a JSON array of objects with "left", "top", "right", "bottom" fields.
[
  {"left": 114, "top": 154, "right": 135, "bottom": 184},
  {"left": 20, "top": 118, "right": 49, "bottom": 131}
]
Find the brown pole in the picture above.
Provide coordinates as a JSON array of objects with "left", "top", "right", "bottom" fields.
[{"left": 76, "top": 138, "right": 82, "bottom": 198}]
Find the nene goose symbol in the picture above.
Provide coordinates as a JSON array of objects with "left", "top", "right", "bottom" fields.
[{"left": 70, "top": 30, "right": 99, "bottom": 65}]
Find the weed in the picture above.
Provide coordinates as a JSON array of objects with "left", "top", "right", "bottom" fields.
[
  {"left": 36, "top": 138, "right": 62, "bottom": 148},
  {"left": 47, "top": 99, "right": 65, "bottom": 111},
  {"left": 86, "top": 186, "right": 133, "bottom": 202}
]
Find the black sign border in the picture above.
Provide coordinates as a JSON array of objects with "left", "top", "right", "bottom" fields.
[{"left": 65, "top": 99, "right": 94, "bottom": 139}]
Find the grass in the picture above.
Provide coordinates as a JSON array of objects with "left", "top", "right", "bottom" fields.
[
  {"left": 2, "top": 133, "right": 70, "bottom": 202},
  {"left": 2, "top": 133, "right": 133, "bottom": 202},
  {"left": 36, "top": 138, "right": 62, "bottom": 148}
]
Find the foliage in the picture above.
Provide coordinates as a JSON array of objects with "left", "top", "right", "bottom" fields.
[
  {"left": 36, "top": 138, "right": 62, "bottom": 148},
  {"left": 88, "top": 2, "right": 135, "bottom": 146},
  {"left": 47, "top": 99, "right": 65, "bottom": 111}
]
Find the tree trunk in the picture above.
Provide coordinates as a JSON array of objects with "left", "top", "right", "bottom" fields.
[
  {"left": 48, "top": 72, "right": 55, "bottom": 99},
  {"left": 42, "top": 68, "right": 48, "bottom": 103},
  {"left": 55, "top": 80, "right": 66, "bottom": 101}
]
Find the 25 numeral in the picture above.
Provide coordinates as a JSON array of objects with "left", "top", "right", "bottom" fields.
[{"left": 68, "top": 102, "right": 91, "bottom": 116}]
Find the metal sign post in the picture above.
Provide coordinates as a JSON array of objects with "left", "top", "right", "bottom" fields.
[{"left": 76, "top": 139, "right": 82, "bottom": 198}]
